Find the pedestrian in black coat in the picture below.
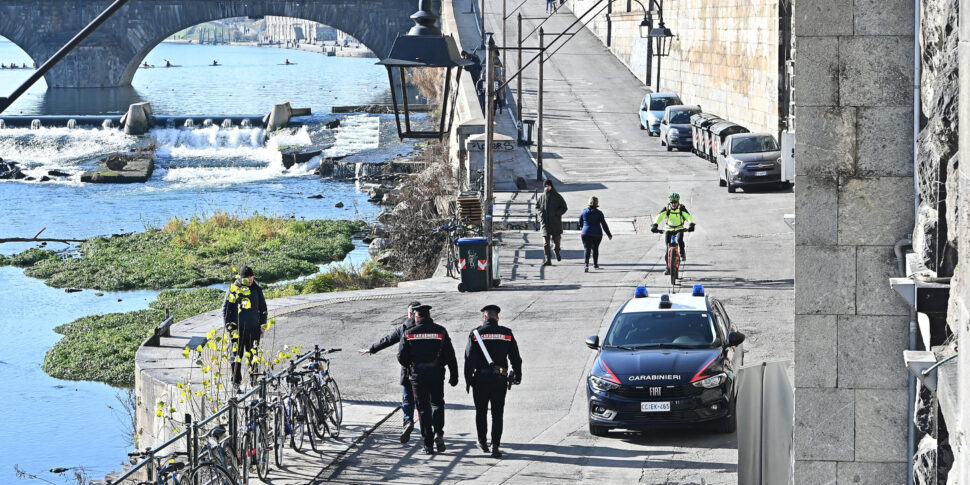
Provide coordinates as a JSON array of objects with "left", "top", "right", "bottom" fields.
[
  {"left": 359, "top": 301, "right": 422, "bottom": 443},
  {"left": 397, "top": 305, "right": 459, "bottom": 454},
  {"left": 222, "top": 265, "right": 268, "bottom": 390}
]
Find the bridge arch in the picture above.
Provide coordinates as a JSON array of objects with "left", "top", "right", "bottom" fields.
[{"left": 0, "top": 0, "right": 417, "bottom": 88}]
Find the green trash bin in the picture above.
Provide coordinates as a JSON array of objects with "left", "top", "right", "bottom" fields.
[{"left": 457, "top": 237, "right": 490, "bottom": 292}]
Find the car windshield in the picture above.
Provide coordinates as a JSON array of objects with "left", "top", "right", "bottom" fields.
[
  {"left": 670, "top": 110, "right": 693, "bottom": 124},
  {"left": 731, "top": 136, "right": 779, "bottom": 153},
  {"left": 604, "top": 311, "right": 719, "bottom": 349},
  {"left": 650, "top": 97, "right": 681, "bottom": 111}
]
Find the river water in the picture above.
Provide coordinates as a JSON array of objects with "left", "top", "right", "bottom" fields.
[{"left": 0, "top": 41, "right": 415, "bottom": 481}]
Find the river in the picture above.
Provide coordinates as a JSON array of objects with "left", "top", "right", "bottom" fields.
[{"left": 0, "top": 40, "right": 416, "bottom": 482}]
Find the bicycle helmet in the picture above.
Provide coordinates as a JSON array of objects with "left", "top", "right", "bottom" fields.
[{"left": 668, "top": 192, "right": 681, "bottom": 202}]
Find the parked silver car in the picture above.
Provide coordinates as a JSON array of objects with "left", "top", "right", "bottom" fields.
[
  {"left": 660, "top": 105, "right": 701, "bottom": 152},
  {"left": 716, "top": 133, "right": 788, "bottom": 193},
  {"left": 639, "top": 93, "right": 682, "bottom": 136}
]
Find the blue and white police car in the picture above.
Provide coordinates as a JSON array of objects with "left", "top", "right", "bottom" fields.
[{"left": 585, "top": 285, "right": 745, "bottom": 435}]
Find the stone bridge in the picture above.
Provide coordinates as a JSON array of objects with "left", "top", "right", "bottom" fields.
[{"left": 0, "top": 0, "right": 419, "bottom": 88}]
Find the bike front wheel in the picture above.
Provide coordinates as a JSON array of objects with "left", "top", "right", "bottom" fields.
[
  {"left": 255, "top": 420, "right": 271, "bottom": 480},
  {"left": 189, "top": 462, "right": 235, "bottom": 485},
  {"left": 273, "top": 406, "right": 285, "bottom": 468},
  {"left": 326, "top": 378, "right": 343, "bottom": 430}
]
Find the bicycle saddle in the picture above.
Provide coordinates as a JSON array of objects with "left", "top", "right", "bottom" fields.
[{"left": 208, "top": 425, "right": 227, "bottom": 439}]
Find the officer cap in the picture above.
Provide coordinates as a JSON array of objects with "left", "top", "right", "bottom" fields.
[
  {"left": 412, "top": 304, "right": 432, "bottom": 316},
  {"left": 480, "top": 304, "right": 501, "bottom": 314}
]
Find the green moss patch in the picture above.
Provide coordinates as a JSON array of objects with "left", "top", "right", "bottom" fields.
[
  {"left": 42, "top": 289, "right": 225, "bottom": 387},
  {"left": 4, "top": 212, "right": 367, "bottom": 291},
  {"left": 264, "top": 261, "right": 398, "bottom": 298}
]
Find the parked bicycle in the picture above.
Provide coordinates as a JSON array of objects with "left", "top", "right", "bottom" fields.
[
  {"left": 304, "top": 347, "right": 343, "bottom": 439},
  {"left": 126, "top": 450, "right": 189, "bottom": 485},
  {"left": 435, "top": 217, "right": 476, "bottom": 279},
  {"left": 190, "top": 425, "right": 243, "bottom": 485}
]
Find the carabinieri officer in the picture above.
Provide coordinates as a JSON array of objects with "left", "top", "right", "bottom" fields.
[
  {"left": 397, "top": 304, "right": 459, "bottom": 454},
  {"left": 464, "top": 304, "right": 522, "bottom": 458}
]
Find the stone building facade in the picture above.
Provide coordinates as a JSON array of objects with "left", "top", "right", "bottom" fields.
[{"left": 564, "top": 0, "right": 786, "bottom": 134}]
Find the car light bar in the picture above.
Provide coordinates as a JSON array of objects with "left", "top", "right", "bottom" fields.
[
  {"left": 634, "top": 286, "right": 648, "bottom": 298},
  {"left": 692, "top": 284, "right": 705, "bottom": 296}
]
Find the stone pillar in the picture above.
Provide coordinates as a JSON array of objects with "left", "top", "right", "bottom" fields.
[
  {"left": 121, "top": 102, "right": 154, "bottom": 135},
  {"left": 265, "top": 102, "right": 293, "bottom": 131},
  {"left": 792, "top": 0, "right": 915, "bottom": 482}
]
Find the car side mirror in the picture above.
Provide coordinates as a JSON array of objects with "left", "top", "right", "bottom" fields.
[
  {"left": 585, "top": 335, "right": 600, "bottom": 350},
  {"left": 661, "top": 119, "right": 668, "bottom": 125},
  {"left": 727, "top": 331, "right": 745, "bottom": 347}
]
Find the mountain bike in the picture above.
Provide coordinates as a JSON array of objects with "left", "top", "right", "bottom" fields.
[
  {"left": 239, "top": 398, "right": 272, "bottom": 481},
  {"left": 666, "top": 233, "right": 681, "bottom": 285}
]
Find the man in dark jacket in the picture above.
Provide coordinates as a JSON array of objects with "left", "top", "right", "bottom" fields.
[
  {"left": 359, "top": 301, "right": 422, "bottom": 443},
  {"left": 222, "top": 265, "right": 268, "bottom": 391},
  {"left": 464, "top": 304, "right": 522, "bottom": 458},
  {"left": 397, "top": 305, "right": 459, "bottom": 454},
  {"left": 536, "top": 179, "right": 568, "bottom": 266}
]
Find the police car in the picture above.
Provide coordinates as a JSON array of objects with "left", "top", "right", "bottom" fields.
[{"left": 585, "top": 285, "right": 745, "bottom": 436}]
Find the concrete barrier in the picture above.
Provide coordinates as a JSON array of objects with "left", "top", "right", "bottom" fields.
[{"left": 121, "top": 102, "right": 154, "bottom": 135}]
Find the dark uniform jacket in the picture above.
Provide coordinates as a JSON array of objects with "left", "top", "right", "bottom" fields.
[
  {"left": 222, "top": 280, "right": 268, "bottom": 336},
  {"left": 397, "top": 318, "right": 458, "bottom": 381},
  {"left": 369, "top": 316, "right": 417, "bottom": 385},
  {"left": 463, "top": 320, "right": 522, "bottom": 387}
]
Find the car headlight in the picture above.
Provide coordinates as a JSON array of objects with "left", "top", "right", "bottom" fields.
[
  {"left": 669, "top": 128, "right": 681, "bottom": 136},
  {"left": 647, "top": 113, "right": 659, "bottom": 122},
  {"left": 589, "top": 374, "right": 621, "bottom": 392},
  {"left": 728, "top": 160, "right": 742, "bottom": 172},
  {"left": 691, "top": 373, "right": 727, "bottom": 388}
]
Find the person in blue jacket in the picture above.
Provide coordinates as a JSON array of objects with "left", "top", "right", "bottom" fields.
[{"left": 578, "top": 196, "right": 612, "bottom": 272}]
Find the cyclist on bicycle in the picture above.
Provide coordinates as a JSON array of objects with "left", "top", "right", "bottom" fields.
[{"left": 650, "top": 193, "right": 695, "bottom": 274}]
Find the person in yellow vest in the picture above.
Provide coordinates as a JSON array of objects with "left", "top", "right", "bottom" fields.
[{"left": 650, "top": 193, "right": 696, "bottom": 274}]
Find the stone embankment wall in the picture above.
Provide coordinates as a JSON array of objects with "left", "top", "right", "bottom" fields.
[
  {"left": 442, "top": 0, "right": 486, "bottom": 189},
  {"left": 954, "top": 0, "right": 969, "bottom": 479},
  {"left": 792, "top": 0, "right": 915, "bottom": 482},
  {"left": 564, "top": 0, "right": 781, "bottom": 134}
]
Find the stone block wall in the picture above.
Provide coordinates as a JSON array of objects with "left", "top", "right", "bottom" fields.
[
  {"left": 565, "top": 0, "right": 781, "bottom": 134},
  {"left": 792, "top": 0, "right": 915, "bottom": 481},
  {"left": 951, "top": 0, "right": 968, "bottom": 482}
]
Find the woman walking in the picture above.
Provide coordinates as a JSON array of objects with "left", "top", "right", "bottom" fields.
[{"left": 578, "top": 196, "right": 612, "bottom": 272}]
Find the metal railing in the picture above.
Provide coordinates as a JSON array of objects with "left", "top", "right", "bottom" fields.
[
  {"left": 144, "top": 310, "right": 174, "bottom": 347},
  {"left": 108, "top": 346, "right": 326, "bottom": 484}
]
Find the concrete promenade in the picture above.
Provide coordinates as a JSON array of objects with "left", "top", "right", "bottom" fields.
[{"left": 136, "top": 1, "right": 794, "bottom": 483}]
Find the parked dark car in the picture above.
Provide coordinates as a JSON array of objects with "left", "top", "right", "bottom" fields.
[
  {"left": 660, "top": 105, "right": 701, "bottom": 152},
  {"left": 585, "top": 286, "right": 745, "bottom": 436},
  {"left": 717, "top": 133, "right": 787, "bottom": 193}
]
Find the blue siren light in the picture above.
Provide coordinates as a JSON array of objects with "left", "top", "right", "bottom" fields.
[
  {"left": 634, "top": 286, "right": 648, "bottom": 298},
  {"left": 692, "top": 284, "right": 705, "bottom": 296}
]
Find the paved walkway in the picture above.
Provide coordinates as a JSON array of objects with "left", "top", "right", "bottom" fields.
[{"left": 142, "top": 1, "right": 794, "bottom": 483}]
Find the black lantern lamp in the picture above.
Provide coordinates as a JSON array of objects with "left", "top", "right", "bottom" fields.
[
  {"left": 639, "top": 18, "right": 652, "bottom": 38},
  {"left": 649, "top": 22, "right": 674, "bottom": 57},
  {"left": 378, "top": 0, "right": 471, "bottom": 140}
]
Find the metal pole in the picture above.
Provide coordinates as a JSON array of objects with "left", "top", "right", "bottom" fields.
[
  {"left": 502, "top": 0, "right": 508, "bottom": 72},
  {"left": 517, "top": 13, "right": 523, "bottom": 122},
  {"left": 481, "top": 0, "right": 487, "bottom": 48},
  {"left": 484, "top": 35, "right": 496, "bottom": 244},
  {"left": 0, "top": 0, "right": 132, "bottom": 114},
  {"left": 537, "top": 28, "right": 545, "bottom": 182},
  {"left": 655, "top": 48, "right": 661, "bottom": 92}
]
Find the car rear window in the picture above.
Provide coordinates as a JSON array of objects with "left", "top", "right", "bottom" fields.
[
  {"left": 604, "top": 311, "right": 719, "bottom": 348},
  {"left": 670, "top": 111, "right": 693, "bottom": 124},
  {"left": 731, "top": 136, "right": 779, "bottom": 153},
  {"left": 649, "top": 97, "right": 681, "bottom": 111}
]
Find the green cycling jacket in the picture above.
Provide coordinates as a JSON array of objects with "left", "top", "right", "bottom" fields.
[{"left": 654, "top": 203, "right": 695, "bottom": 231}]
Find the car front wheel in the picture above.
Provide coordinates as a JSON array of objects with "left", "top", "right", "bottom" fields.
[{"left": 712, "top": 401, "right": 737, "bottom": 434}]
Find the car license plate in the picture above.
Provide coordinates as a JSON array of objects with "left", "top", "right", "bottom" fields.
[
  {"left": 641, "top": 402, "right": 671, "bottom": 412},
  {"left": 755, "top": 171, "right": 768, "bottom": 176}
]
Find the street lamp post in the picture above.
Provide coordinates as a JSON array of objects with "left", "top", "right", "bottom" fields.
[{"left": 377, "top": 0, "right": 471, "bottom": 140}]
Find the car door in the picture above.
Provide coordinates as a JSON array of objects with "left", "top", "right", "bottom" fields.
[
  {"left": 660, "top": 109, "right": 669, "bottom": 140},
  {"left": 639, "top": 95, "right": 650, "bottom": 127},
  {"left": 713, "top": 299, "right": 742, "bottom": 370}
]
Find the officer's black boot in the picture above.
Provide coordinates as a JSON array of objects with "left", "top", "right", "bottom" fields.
[
  {"left": 491, "top": 443, "right": 502, "bottom": 459},
  {"left": 434, "top": 432, "right": 446, "bottom": 452},
  {"left": 479, "top": 440, "right": 489, "bottom": 453}
]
